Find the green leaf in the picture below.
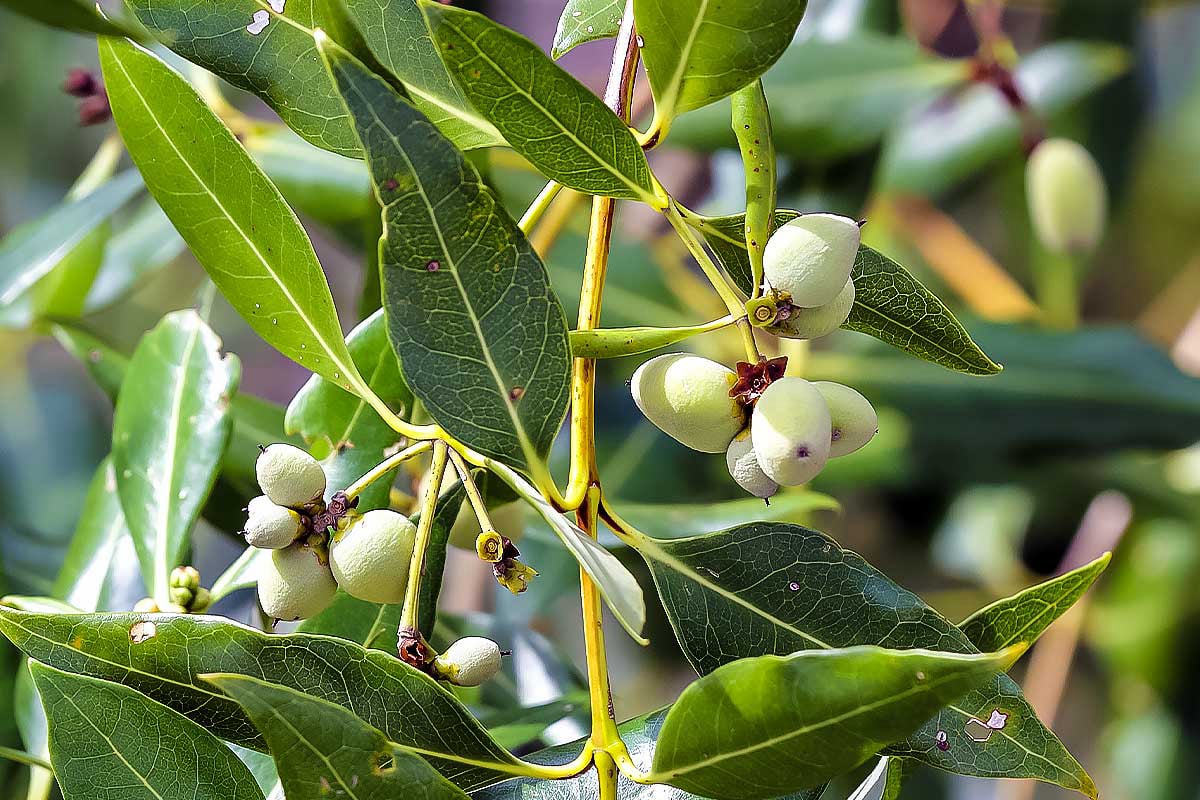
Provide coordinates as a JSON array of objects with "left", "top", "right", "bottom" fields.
[
  {"left": 112, "top": 310, "right": 240, "bottom": 600},
  {"left": 101, "top": 37, "right": 375, "bottom": 403},
  {"left": 636, "top": 521, "right": 1096, "bottom": 796},
  {"left": 244, "top": 126, "right": 373, "bottom": 224},
  {"left": 650, "top": 646, "right": 1018, "bottom": 799},
  {"left": 209, "top": 546, "right": 269, "bottom": 605},
  {"left": 0, "top": 170, "right": 142, "bottom": 316},
  {"left": 287, "top": 310, "right": 412, "bottom": 510},
  {"left": 52, "top": 458, "right": 141, "bottom": 613},
  {"left": 0, "top": 609, "right": 526, "bottom": 789},
  {"left": 609, "top": 492, "right": 839, "bottom": 545},
  {"left": 552, "top": 0, "right": 624, "bottom": 59},
  {"left": 424, "top": 3, "right": 660, "bottom": 205},
  {"left": 879, "top": 42, "right": 1128, "bottom": 195},
  {"left": 668, "top": 34, "right": 966, "bottom": 160},
  {"left": 336, "top": 0, "right": 504, "bottom": 150},
  {"left": 960, "top": 553, "right": 1111, "bottom": 652},
  {"left": 634, "top": 0, "right": 807, "bottom": 126},
  {"left": 30, "top": 662, "right": 263, "bottom": 800},
  {"left": 207, "top": 674, "right": 468, "bottom": 800},
  {"left": 697, "top": 210, "right": 1001, "bottom": 375},
  {"left": 0, "top": 0, "right": 143, "bottom": 38},
  {"left": 845, "top": 245, "right": 1003, "bottom": 376},
  {"left": 320, "top": 38, "right": 572, "bottom": 469},
  {"left": 417, "top": 481, "right": 470, "bottom": 635},
  {"left": 84, "top": 199, "right": 185, "bottom": 313}
]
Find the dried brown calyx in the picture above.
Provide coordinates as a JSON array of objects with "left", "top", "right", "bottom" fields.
[{"left": 729, "top": 356, "right": 788, "bottom": 407}]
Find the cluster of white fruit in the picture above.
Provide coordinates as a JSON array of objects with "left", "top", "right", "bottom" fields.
[
  {"left": 631, "top": 213, "right": 877, "bottom": 498},
  {"left": 243, "top": 443, "right": 503, "bottom": 686}
]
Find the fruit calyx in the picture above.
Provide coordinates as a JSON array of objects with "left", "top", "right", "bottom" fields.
[{"left": 729, "top": 356, "right": 788, "bottom": 407}]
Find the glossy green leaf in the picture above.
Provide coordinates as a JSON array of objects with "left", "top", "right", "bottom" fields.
[
  {"left": 27, "top": 224, "right": 109, "bottom": 321},
  {"left": 209, "top": 546, "right": 269, "bottom": 605},
  {"left": 697, "top": 211, "right": 1001, "bottom": 375},
  {"left": 424, "top": 3, "right": 660, "bottom": 204},
  {"left": 52, "top": 458, "right": 141, "bottom": 613},
  {"left": 208, "top": 674, "right": 468, "bottom": 800},
  {"left": 287, "top": 310, "right": 412, "bottom": 510},
  {"left": 0, "top": 609, "right": 526, "bottom": 789},
  {"left": 111, "top": 310, "right": 239, "bottom": 600},
  {"left": 0, "top": 170, "right": 142, "bottom": 315},
  {"left": 102, "top": 37, "right": 375, "bottom": 402},
  {"left": 336, "top": 0, "right": 504, "bottom": 150},
  {"left": 634, "top": 0, "right": 807, "bottom": 125},
  {"left": 321, "top": 39, "right": 572, "bottom": 469},
  {"left": 960, "top": 553, "right": 1111, "bottom": 652},
  {"left": 879, "top": 42, "right": 1128, "bottom": 195},
  {"left": 552, "top": 0, "right": 624, "bottom": 59},
  {"left": 668, "top": 34, "right": 966, "bottom": 160},
  {"left": 0, "top": 0, "right": 143, "bottom": 38},
  {"left": 31, "top": 663, "right": 263, "bottom": 800},
  {"left": 650, "top": 646, "right": 1017, "bottom": 799},
  {"left": 637, "top": 521, "right": 1096, "bottom": 796}
]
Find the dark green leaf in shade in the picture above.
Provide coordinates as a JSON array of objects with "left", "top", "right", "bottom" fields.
[
  {"left": 423, "top": 3, "right": 660, "bottom": 204},
  {"left": 0, "top": 609, "right": 528, "bottom": 789},
  {"left": 960, "top": 553, "right": 1111, "bottom": 653},
  {"left": 336, "top": 0, "right": 505, "bottom": 149},
  {"left": 30, "top": 663, "right": 263, "bottom": 800},
  {"left": 207, "top": 674, "right": 468, "bottom": 800},
  {"left": 650, "top": 646, "right": 1017, "bottom": 799},
  {"left": 286, "top": 310, "right": 413, "bottom": 510},
  {"left": 636, "top": 522, "right": 1096, "bottom": 796},
  {"left": 319, "top": 39, "right": 572, "bottom": 469},
  {"left": 0, "top": 0, "right": 144, "bottom": 38},
  {"left": 879, "top": 42, "right": 1128, "bottom": 195},
  {"left": 111, "top": 310, "right": 240, "bottom": 600},
  {"left": 633, "top": 0, "right": 807, "bottom": 125},
  {"left": 552, "top": 0, "right": 624, "bottom": 59},
  {"left": 101, "top": 37, "right": 377, "bottom": 403},
  {"left": 697, "top": 210, "right": 1001, "bottom": 375}
]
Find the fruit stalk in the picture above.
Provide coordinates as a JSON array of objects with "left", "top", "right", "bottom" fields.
[{"left": 399, "top": 440, "right": 448, "bottom": 633}]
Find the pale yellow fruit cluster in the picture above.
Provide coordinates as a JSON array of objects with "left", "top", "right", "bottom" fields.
[
  {"left": 631, "top": 353, "right": 746, "bottom": 453},
  {"left": 763, "top": 214, "right": 861, "bottom": 341}
]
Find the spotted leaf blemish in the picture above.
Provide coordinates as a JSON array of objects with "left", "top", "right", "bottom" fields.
[{"left": 247, "top": 10, "right": 269, "bottom": 34}]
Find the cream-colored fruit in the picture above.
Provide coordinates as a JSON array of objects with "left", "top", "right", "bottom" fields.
[
  {"left": 257, "top": 544, "right": 337, "bottom": 621},
  {"left": 1026, "top": 138, "right": 1107, "bottom": 255},
  {"left": 448, "top": 500, "right": 525, "bottom": 550},
  {"left": 434, "top": 637, "right": 503, "bottom": 687},
  {"left": 256, "top": 443, "right": 326, "bottom": 508},
  {"left": 244, "top": 495, "right": 304, "bottom": 549},
  {"left": 769, "top": 278, "right": 855, "bottom": 340},
  {"left": 329, "top": 509, "right": 416, "bottom": 603},
  {"left": 750, "top": 377, "right": 832, "bottom": 486},
  {"left": 813, "top": 381, "right": 878, "bottom": 458},
  {"left": 631, "top": 353, "right": 745, "bottom": 453},
  {"left": 725, "top": 430, "right": 779, "bottom": 499},
  {"left": 763, "top": 214, "right": 861, "bottom": 307}
]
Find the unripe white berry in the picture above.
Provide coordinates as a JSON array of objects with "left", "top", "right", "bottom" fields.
[
  {"left": 725, "top": 430, "right": 778, "bottom": 499},
  {"left": 328, "top": 509, "right": 416, "bottom": 604},
  {"left": 813, "top": 381, "right": 878, "bottom": 458},
  {"left": 257, "top": 544, "right": 337, "bottom": 621},
  {"left": 764, "top": 214, "right": 861, "bottom": 307},
  {"left": 434, "top": 637, "right": 503, "bottom": 687},
  {"left": 1026, "top": 138, "right": 1106, "bottom": 255},
  {"left": 631, "top": 353, "right": 746, "bottom": 453},
  {"left": 769, "top": 278, "right": 855, "bottom": 340},
  {"left": 750, "top": 377, "right": 832, "bottom": 486},
  {"left": 448, "top": 500, "right": 525, "bottom": 551},
  {"left": 244, "top": 495, "right": 304, "bottom": 549},
  {"left": 256, "top": 443, "right": 326, "bottom": 508}
]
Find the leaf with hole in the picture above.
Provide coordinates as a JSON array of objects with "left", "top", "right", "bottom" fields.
[{"left": 320, "top": 38, "right": 572, "bottom": 469}]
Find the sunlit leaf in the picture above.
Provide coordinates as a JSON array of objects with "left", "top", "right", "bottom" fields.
[
  {"left": 552, "top": 0, "right": 624, "bottom": 59},
  {"left": 0, "top": 0, "right": 144, "bottom": 39}
]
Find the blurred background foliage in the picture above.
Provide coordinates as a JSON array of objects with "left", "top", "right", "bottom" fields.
[{"left": 2, "top": 0, "right": 1200, "bottom": 798}]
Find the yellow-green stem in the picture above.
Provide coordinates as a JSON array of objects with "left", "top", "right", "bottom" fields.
[
  {"left": 343, "top": 440, "right": 433, "bottom": 500},
  {"left": 519, "top": 180, "right": 564, "bottom": 234},
  {"left": 446, "top": 448, "right": 495, "bottom": 535},
  {"left": 399, "top": 441, "right": 448, "bottom": 631}
]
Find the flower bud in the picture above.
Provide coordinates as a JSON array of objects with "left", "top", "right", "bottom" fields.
[
  {"left": 631, "top": 353, "right": 746, "bottom": 453},
  {"left": 133, "top": 598, "right": 160, "bottom": 613},
  {"left": 1026, "top": 138, "right": 1106, "bottom": 255},
  {"left": 170, "top": 565, "right": 201, "bottom": 592},
  {"left": 328, "top": 509, "right": 416, "bottom": 604},
  {"left": 750, "top": 377, "right": 832, "bottom": 486},
  {"left": 244, "top": 495, "right": 305, "bottom": 549},
  {"left": 764, "top": 214, "right": 861, "bottom": 307},
  {"left": 63, "top": 68, "right": 99, "bottom": 98},
  {"left": 256, "top": 443, "right": 326, "bottom": 508},
  {"left": 190, "top": 588, "right": 212, "bottom": 613},
  {"left": 813, "top": 382, "right": 878, "bottom": 458},
  {"left": 449, "top": 500, "right": 524, "bottom": 551},
  {"left": 169, "top": 586, "right": 194, "bottom": 608},
  {"left": 768, "top": 278, "right": 855, "bottom": 340},
  {"left": 257, "top": 543, "right": 337, "bottom": 622},
  {"left": 725, "top": 430, "right": 778, "bottom": 499},
  {"left": 433, "top": 637, "right": 503, "bottom": 687}
]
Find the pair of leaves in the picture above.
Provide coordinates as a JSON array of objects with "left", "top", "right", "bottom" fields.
[
  {"left": 636, "top": 522, "right": 1106, "bottom": 795},
  {"left": 111, "top": 310, "right": 240, "bottom": 601},
  {"left": 698, "top": 210, "right": 1001, "bottom": 375}
]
